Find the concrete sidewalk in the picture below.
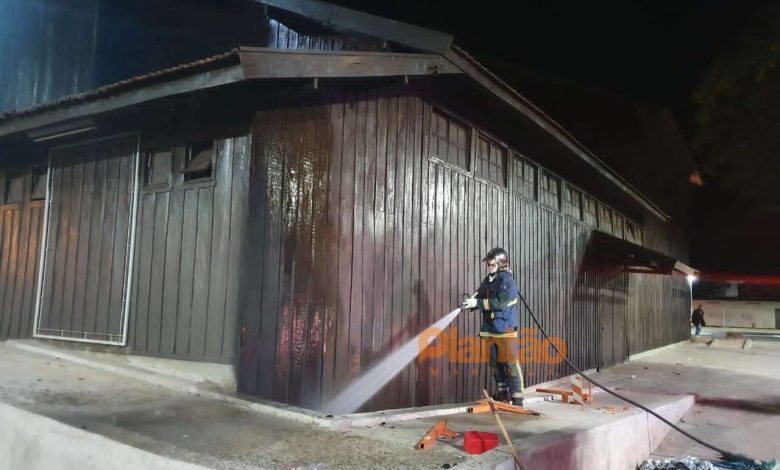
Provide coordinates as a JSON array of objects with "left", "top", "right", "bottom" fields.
[
  {"left": 1, "top": 338, "right": 777, "bottom": 469},
  {"left": 621, "top": 340, "right": 780, "bottom": 461}
]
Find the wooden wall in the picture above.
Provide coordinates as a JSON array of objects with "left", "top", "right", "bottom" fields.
[
  {"left": 238, "top": 86, "right": 691, "bottom": 411},
  {"left": 0, "top": 171, "right": 45, "bottom": 340},
  {"left": 36, "top": 137, "right": 137, "bottom": 343},
  {"left": 129, "top": 133, "right": 250, "bottom": 363},
  {"left": 0, "top": 0, "right": 269, "bottom": 115},
  {"left": 626, "top": 272, "right": 691, "bottom": 355}
]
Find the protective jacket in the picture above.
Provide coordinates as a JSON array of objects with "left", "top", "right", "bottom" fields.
[{"left": 475, "top": 269, "right": 519, "bottom": 337}]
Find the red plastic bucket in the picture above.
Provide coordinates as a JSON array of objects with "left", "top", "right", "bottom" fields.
[{"left": 463, "top": 431, "right": 499, "bottom": 454}]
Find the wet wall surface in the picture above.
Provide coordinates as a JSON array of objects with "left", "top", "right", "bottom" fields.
[{"left": 237, "top": 86, "right": 691, "bottom": 411}]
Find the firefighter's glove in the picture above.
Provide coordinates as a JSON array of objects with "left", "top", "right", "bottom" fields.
[{"left": 461, "top": 298, "right": 478, "bottom": 310}]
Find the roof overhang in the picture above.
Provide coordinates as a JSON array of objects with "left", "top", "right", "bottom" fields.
[
  {"left": 0, "top": 48, "right": 460, "bottom": 139},
  {"left": 589, "top": 230, "right": 696, "bottom": 276},
  {"left": 0, "top": 60, "right": 244, "bottom": 139},
  {"left": 0, "top": 0, "right": 672, "bottom": 223},
  {"left": 238, "top": 47, "right": 459, "bottom": 78}
]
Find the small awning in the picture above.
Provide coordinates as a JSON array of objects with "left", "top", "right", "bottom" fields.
[{"left": 588, "top": 230, "right": 697, "bottom": 276}]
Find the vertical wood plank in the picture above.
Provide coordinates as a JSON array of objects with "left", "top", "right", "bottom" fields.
[
  {"left": 205, "top": 137, "right": 233, "bottom": 359},
  {"left": 160, "top": 187, "right": 184, "bottom": 355},
  {"left": 146, "top": 191, "right": 170, "bottom": 353},
  {"left": 72, "top": 159, "right": 95, "bottom": 334},
  {"left": 224, "top": 134, "right": 250, "bottom": 361},
  {"left": 321, "top": 100, "right": 343, "bottom": 402},
  {"left": 107, "top": 144, "right": 133, "bottom": 337},
  {"left": 94, "top": 150, "right": 120, "bottom": 336},
  {"left": 82, "top": 154, "right": 106, "bottom": 335},
  {"left": 60, "top": 157, "right": 84, "bottom": 332},
  {"left": 133, "top": 193, "right": 155, "bottom": 350},
  {"left": 189, "top": 187, "right": 214, "bottom": 357},
  {"left": 175, "top": 188, "right": 198, "bottom": 355}
]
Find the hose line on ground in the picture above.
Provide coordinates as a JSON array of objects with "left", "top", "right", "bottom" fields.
[{"left": 517, "top": 294, "right": 743, "bottom": 460}]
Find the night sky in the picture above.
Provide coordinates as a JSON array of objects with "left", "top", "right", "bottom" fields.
[
  {"left": 330, "top": 0, "right": 777, "bottom": 275},
  {"left": 331, "top": 0, "right": 758, "bottom": 126}
]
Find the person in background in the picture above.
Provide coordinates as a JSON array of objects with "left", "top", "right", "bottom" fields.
[{"left": 691, "top": 304, "right": 705, "bottom": 336}]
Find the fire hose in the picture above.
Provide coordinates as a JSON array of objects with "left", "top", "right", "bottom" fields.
[{"left": 515, "top": 293, "right": 748, "bottom": 461}]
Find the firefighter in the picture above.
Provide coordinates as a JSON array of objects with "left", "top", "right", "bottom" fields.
[{"left": 461, "top": 247, "right": 525, "bottom": 406}]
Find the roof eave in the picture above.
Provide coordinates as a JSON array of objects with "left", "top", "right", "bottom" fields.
[{"left": 0, "top": 64, "right": 244, "bottom": 139}]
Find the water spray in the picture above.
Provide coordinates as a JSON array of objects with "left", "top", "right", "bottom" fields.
[{"left": 322, "top": 307, "right": 464, "bottom": 415}]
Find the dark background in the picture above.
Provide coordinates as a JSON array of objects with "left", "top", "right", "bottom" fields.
[{"left": 326, "top": 0, "right": 780, "bottom": 277}]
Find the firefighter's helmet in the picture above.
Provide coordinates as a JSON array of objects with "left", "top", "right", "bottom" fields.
[{"left": 483, "top": 247, "right": 509, "bottom": 269}]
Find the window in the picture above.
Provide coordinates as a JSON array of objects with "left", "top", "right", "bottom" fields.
[
  {"left": 613, "top": 213, "right": 624, "bottom": 239},
  {"left": 145, "top": 147, "right": 173, "bottom": 187},
  {"left": 144, "top": 140, "right": 214, "bottom": 188},
  {"left": 475, "top": 135, "right": 507, "bottom": 186},
  {"left": 584, "top": 196, "right": 598, "bottom": 226},
  {"left": 512, "top": 155, "right": 537, "bottom": 200},
  {"left": 3, "top": 173, "right": 23, "bottom": 204},
  {"left": 564, "top": 185, "right": 582, "bottom": 219},
  {"left": 599, "top": 205, "right": 613, "bottom": 234},
  {"left": 540, "top": 172, "right": 561, "bottom": 210},
  {"left": 429, "top": 109, "right": 470, "bottom": 170},
  {"left": 30, "top": 167, "right": 47, "bottom": 201},
  {"left": 625, "top": 220, "right": 637, "bottom": 243},
  {"left": 182, "top": 141, "right": 214, "bottom": 183}
]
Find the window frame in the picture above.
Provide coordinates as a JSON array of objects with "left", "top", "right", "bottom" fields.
[
  {"left": 428, "top": 107, "right": 471, "bottom": 171},
  {"left": 540, "top": 170, "right": 561, "bottom": 211},
  {"left": 512, "top": 153, "right": 537, "bottom": 201},
  {"left": 598, "top": 203, "right": 614, "bottom": 234},
  {"left": 142, "top": 139, "right": 216, "bottom": 193},
  {"left": 563, "top": 184, "right": 582, "bottom": 220},
  {"left": 30, "top": 167, "right": 48, "bottom": 201},
  {"left": 182, "top": 140, "right": 216, "bottom": 186},
  {"left": 613, "top": 212, "right": 624, "bottom": 239},
  {"left": 3, "top": 172, "right": 24, "bottom": 205},
  {"left": 144, "top": 146, "right": 174, "bottom": 191},
  {"left": 474, "top": 133, "right": 508, "bottom": 188},
  {"left": 583, "top": 195, "right": 598, "bottom": 227}
]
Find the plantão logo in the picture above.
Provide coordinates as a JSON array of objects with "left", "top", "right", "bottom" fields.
[{"left": 418, "top": 327, "right": 567, "bottom": 365}]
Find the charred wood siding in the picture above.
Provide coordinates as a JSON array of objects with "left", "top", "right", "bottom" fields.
[
  {"left": 129, "top": 133, "right": 250, "bottom": 363},
  {"left": 626, "top": 273, "right": 690, "bottom": 355},
  {"left": 240, "top": 88, "right": 689, "bottom": 411},
  {"left": 0, "top": 0, "right": 268, "bottom": 114},
  {"left": 269, "top": 19, "right": 364, "bottom": 51},
  {"left": 0, "top": 0, "right": 100, "bottom": 113},
  {"left": 0, "top": 170, "right": 45, "bottom": 340},
  {"left": 37, "top": 136, "right": 137, "bottom": 342}
]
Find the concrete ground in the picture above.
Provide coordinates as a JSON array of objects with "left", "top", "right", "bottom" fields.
[
  {"left": 1, "top": 336, "right": 777, "bottom": 468},
  {"left": 609, "top": 335, "right": 780, "bottom": 461}
]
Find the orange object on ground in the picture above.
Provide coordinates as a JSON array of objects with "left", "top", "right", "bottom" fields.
[
  {"left": 467, "top": 399, "right": 542, "bottom": 416},
  {"left": 415, "top": 420, "right": 459, "bottom": 450},
  {"left": 463, "top": 431, "right": 499, "bottom": 454},
  {"left": 537, "top": 376, "right": 592, "bottom": 405}
]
